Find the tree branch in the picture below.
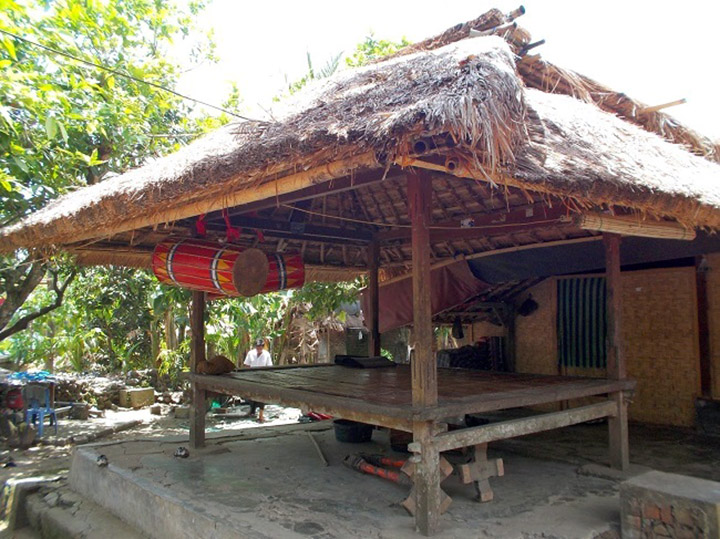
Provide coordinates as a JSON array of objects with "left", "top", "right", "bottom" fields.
[
  {"left": 0, "top": 269, "right": 77, "bottom": 341},
  {"left": 0, "top": 258, "right": 47, "bottom": 331}
]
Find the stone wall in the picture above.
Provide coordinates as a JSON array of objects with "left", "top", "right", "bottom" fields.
[{"left": 620, "top": 471, "right": 720, "bottom": 539}]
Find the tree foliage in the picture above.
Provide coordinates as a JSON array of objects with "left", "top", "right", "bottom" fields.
[
  {"left": 0, "top": 18, "right": 410, "bottom": 374},
  {"left": 345, "top": 33, "right": 411, "bottom": 68},
  {"left": 0, "top": 0, "right": 222, "bottom": 343}
]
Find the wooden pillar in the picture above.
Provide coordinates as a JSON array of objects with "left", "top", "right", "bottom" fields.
[
  {"left": 368, "top": 238, "right": 381, "bottom": 357},
  {"left": 190, "top": 290, "right": 206, "bottom": 449},
  {"left": 407, "top": 170, "right": 441, "bottom": 535},
  {"left": 696, "top": 256, "right": 711, "bottom": 397},
  {"left": 604, "top": 233, "right": 629, "bottom": 470}
]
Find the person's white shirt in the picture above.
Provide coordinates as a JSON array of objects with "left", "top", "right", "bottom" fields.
[{"left": 244, "top": 348, "right": 273, "bottom": 368}]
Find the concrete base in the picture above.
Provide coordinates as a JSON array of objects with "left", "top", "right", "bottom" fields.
[
  {"left": 577, "top": 463, "right": 653, "bottom": 482},
  {"left": 65, "top": 423, "right": 624, "bottom": 538}
]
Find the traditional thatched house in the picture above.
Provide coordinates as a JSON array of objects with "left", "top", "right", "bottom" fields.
[{"left": 2, "top": 8, "right": 719, "bottom": 535}]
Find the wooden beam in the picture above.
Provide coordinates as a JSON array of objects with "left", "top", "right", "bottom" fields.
[
  {"left": 43, "top": 151, "right": 379, "bottom": 247},
  {"left": 378, "top": 204, "right": 570, "bottom": 244},
  {"left": 368, "top": 238, "right": 381, "bottom": 356},
  {"left": 189, "top": 373, "right": 413, "bottom": 431},
  {"left": 408, "top": 169, "right": 441, "bottom": 536},
  {"left": 412, "top": 377, "right": 636, "bottom": 421},
  {"left": 413, "top": 400, "right": 618, "bottom": 453},
  {"left": 228, "top": 169, "right": 398, "bottom": 215},
  {"left": 604, "top": 233, "right": 624, "bottom": 380},
  {"left": 604, "top": 233, "right": 629, "bottom": 471},
  {"left": 506, "top": 304, "right": 517, "bottom": 372},
  {"left": 189, "top": 290, "right": 206, "bottom": 449},
  {"left": 379, "top": 236, "right": 604, "bottom": 286},
  {"left": 696, "top": 256, "right": 712, "bottom": 397},
  {"left": 204, "top": 214, "right": 373, "bottom": 244},
  {"left": 408, "top": 170, "right": 437, "bottom": 407}
]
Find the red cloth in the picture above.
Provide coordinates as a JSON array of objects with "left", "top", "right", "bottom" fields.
[{"left": 361, "top": 260, "right": 489, "bottom": 333}]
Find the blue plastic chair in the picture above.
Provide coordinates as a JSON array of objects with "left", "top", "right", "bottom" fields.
[{"left": 24, "top": 383, "right": 57, "bottom": 437}]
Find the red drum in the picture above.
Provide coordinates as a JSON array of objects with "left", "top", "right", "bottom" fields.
[
  {"left": 261, "top": 253, "right": 305, "bottom": 293},
  {"left": 152, "top": 240, "right": 304, "bottom": 296},
  {"left": 152, "top": 240, "right": 265, "bottom": 297}
]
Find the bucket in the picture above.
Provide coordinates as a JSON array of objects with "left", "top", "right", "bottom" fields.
[{"left": 333, "top": 419, "right": 373, "bottom": 443}]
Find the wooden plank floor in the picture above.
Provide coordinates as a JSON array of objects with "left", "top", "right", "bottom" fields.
[{"left": 193, "top": 365, "right": 634, "bottom": 424}]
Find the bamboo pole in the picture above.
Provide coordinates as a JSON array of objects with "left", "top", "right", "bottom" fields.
[
  {"left": 24, "top": 151, "right": 378, "bottom": 249},
  {"left": 379, "top": 236, "right": 603, "bottom": 286}
]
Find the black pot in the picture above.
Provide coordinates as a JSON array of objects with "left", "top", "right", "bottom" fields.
[{"left": 333, "top": 419, "right": 373, "bottom": 443}]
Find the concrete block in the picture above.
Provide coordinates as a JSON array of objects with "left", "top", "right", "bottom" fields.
[
  {"left": 118, "top": 388, "right": 155, "bottom": 409},
  {"left": 620, "top": 470, "right": 720, "bottom": 539},
  {"left": 173, "top": 405, "right": 190, "bottom": 419}
]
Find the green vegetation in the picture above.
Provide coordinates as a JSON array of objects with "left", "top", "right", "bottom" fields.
[{"left": 0, "top": 4, "right": 408, "bottom": 378}]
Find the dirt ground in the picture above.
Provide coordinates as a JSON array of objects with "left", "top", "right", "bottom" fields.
[
  {"left": 0, "top": 402, "right": 302, "bottom": 483},
  {"left": 1, "top": 403, "right": 718, "bottom": 538}
]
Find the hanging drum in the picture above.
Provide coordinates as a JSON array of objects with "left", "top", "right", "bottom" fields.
[
  {"left": 259, "top": 253, "right": 305, "bottom": 293},
  {"left": 152, "top": 240, "right": 268, "bottom": 297},
  {"left": 152, "top": 240, "right": 305, "bottom": 296}
]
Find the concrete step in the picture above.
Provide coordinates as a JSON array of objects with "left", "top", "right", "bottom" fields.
[{"left": 10, "top": 478, "right": 146, "bottom": 539}]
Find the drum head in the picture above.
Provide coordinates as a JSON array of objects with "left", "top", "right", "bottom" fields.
[{"left": 232, "top": 248, "right": 269, "bottom": 296}]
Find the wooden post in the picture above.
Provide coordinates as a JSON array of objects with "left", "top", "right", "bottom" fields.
[
  {"left": 505, "top": 305, "right": 516, "bottom": 373},
  {"left": 696, "top": 256, "right": 711, "bottom": 397},
  {"left": 604, "top": 233, "right": 629, "bottom": 470},
  {"left": 190, "top": 290, "right": 206, "bottom": 449},
  {"left": 407, "top": 170, "right": 441, "bottom": 535},
  {"left": 368, "top": 238, "right": 381, "bottom": 357}
]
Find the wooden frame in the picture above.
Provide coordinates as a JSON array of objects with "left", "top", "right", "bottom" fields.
[{"left": 179, "top": 175, "right": 636, "bottom": 535}]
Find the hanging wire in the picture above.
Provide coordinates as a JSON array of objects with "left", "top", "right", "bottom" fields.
[
  {"left": 0, "top": 28, "right": 267, "bottom": 124},
  {"left": 280, "top": 204, "right": 564, "bottom": 230}
]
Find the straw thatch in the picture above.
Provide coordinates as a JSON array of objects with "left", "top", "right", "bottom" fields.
[
  {"left": 379, "top": 7, "right": 720, "bottom": 163},
  {"left": 1, "top": 17, "right": 719, "bottom": 257},
  {"left": 514, "top": 89, "right": 720, "bottom": 226}
]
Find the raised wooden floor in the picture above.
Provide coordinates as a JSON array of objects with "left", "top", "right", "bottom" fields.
[{"left": 189, "top": 365, "right": 634, "bottom": 432}]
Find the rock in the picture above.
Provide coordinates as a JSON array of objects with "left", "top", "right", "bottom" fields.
[
  {"left": 18, "top": 424, "right": 36, "bottom": 449},
  {"left": 44, "top": 492, "right": 60, "bottom": 507},
  {"left": 150, "top": 404, "right": 162, "bottom": 415},
  {"left": 0, "top": 414, "right": 15, "bottom": 438},
  {"left": 174, "top": 406, "right": 190, "bottom": 419},
  {"left": 70, "top": 403, "right": 90, "bottom": 420},
  {"left": 88, "top": 407, "right": 105, "bottom": 418}
]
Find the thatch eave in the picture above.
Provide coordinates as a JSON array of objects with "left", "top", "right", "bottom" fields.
[{"left": 0, "top": 31, "right": 719, "bottom": 257}]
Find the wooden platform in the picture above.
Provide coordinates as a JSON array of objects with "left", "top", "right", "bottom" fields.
[{"left": 189, "top": 365, "right": 634, "bottom": 432}]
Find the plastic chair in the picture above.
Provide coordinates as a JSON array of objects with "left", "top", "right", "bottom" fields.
[{"left": 24, "top": 383, "right": 57, "bottom": 437}]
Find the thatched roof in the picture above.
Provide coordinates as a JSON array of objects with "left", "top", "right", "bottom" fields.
[{"left": 1, "top": 11, "right": 719, "bottom": 260}]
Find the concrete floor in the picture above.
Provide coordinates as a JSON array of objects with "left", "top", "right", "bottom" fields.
[{"left": 68, "top": 423, "right": 631, "bottom": 539}]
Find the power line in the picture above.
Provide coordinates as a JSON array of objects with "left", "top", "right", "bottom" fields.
[{"left": 0, "top": 28, "right": 267, "bottom": 124}]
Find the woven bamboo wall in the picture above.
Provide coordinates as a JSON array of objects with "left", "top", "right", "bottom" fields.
[
  {"left": 621, "top": 267, "right": 700, "bottom": 427},
  {"left": 500, "top": 268, "right": 701, "bottom": 426},
  {"left": 705, "top": 253, "right": 720, "bottom": 400},
  {"left": 515, "top": 279, "right": 557, "bottom": 376},
  {"left": 471, "top": 321, "right": 506, "bottom": 338}
]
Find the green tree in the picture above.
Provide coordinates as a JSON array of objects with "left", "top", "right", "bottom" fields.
[
  {"left": 0, "top": 0, "right": 220, "bottom": 341},
  {"left": 345, "top": 33, "right": 411, "bottom": 67}
]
